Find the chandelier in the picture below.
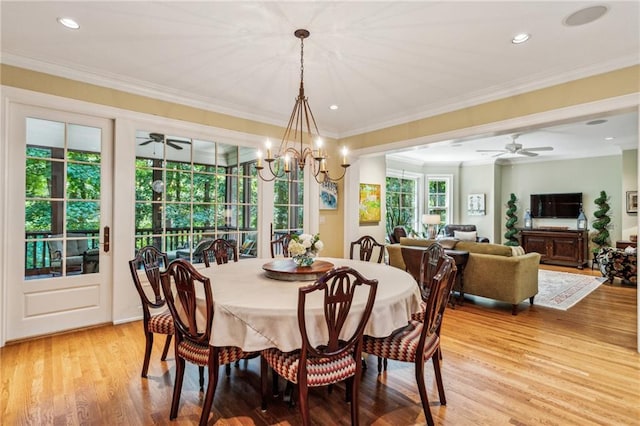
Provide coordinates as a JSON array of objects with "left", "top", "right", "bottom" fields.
[{"left": 255, "top": 29, "right": 350, "bottom": 183}]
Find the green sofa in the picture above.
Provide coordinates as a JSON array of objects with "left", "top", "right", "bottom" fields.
[{"left": 387, "top": 237, "right": 541, "bottom": 315}]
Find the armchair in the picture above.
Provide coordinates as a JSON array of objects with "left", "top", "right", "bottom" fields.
[
  {"left": 596, "top": 247, "right": 637, "bottom": 285},
  {"left": 443, "top": 224, "right": 489, "bottom": 243}
]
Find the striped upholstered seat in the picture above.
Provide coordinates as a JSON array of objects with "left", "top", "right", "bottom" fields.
[
  {"left": 261, "top": 266, "right": 378, "bottom": 426},
  {"left": 177, "top": 340, "right": 255, "bottom": 367},
  {"left": 262, "top": 348, "right": 357, "bottom": 387},
  {"left": 147, "top": 311, "right": 174, "bottom": 335},
  {"left": 363, "top": 256, "right": 457, "bottom": 426}
]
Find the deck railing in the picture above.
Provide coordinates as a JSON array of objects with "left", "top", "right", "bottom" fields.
[{"left": 25, "top": 227, "right": 257, "bottom": 276}]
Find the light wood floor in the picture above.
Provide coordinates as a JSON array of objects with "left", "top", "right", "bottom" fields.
[{"left": 2, "top": 265, "right": 638, "bottom": 425}]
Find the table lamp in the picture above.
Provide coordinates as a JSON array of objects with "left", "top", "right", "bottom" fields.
[{"left": 422, "top": 214, "right": 441, "bottom": 239}]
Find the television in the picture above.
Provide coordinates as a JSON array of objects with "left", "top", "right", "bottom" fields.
[{"left": 530, "top": 193, "right": 583, "bottom": 219}]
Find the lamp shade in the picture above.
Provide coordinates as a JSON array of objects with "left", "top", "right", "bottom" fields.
[{"left": 422, "top": 214, "right": 441, "bottom": 225}]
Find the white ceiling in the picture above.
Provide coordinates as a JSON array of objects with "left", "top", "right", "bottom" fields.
[{"left": 1, "top": 1, "right": 638, "bottom": 164}]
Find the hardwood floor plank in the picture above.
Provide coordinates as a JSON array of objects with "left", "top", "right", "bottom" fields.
[{"left": 2, "top": 265, "right": 638, "bottom": 425}]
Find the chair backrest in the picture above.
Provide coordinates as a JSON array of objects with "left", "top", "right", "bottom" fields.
[
  {"left": 349, "top": 235, "right": 385, "bottom": 263},
  {"left": 298, "top": 266, "right": 378, "bottom": 362},
  {"left": 160, "top": 259, "right": 213, "bottom": 346},
  {"left": 270, "top": 233, "right": 292, "bottom": 258},
  {"left": 128, "top": 246, "right": 170, "bottom": 319},
  {"left": 419, "top": 256, "right": 457, "bottom": 345},
  {"left": 389, "top": 226, "right": 407, "bottom": 244},
  {"left": 202, "top": 238, "right": 238, "bottom": 267},
  {"left": 401, "top": 243, "right": 445, "bottom": 297}
]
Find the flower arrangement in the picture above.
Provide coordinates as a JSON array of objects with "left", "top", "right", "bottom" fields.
[{"left": 288, "top": 233, "right": 323, "bottom": 266}]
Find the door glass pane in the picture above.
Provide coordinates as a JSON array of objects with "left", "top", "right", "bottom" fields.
[{"left": 25, "top": 119, "right": 101, "bottom": 279}]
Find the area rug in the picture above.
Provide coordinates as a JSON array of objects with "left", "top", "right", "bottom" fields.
[{"left": 534, "top": 269, "right": 606, "bottom": 310}]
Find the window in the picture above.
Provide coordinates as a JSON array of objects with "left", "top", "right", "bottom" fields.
[
  {"left": 385, "top": 174, "right": 418, "bottom": 236},
  {"left": 426, "top": 175, "right": 452, "bottom": 227},
  {"left": 24, "top": 118, "right": 102, "bottom": 279},
  {"left": 273, "top": 167, "right": 304, "bottom": 238},
  {"left": 134, "top": 132, "right": 258, "bottom": 262}
]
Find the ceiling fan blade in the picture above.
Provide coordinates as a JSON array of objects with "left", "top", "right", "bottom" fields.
[
  {"left": 476, "top": 149, "right": 506, "bottom": 153},
  {"left": 492, "top": 152, "right": 507, "bottom": 157},
  {"left": 524, "top": 146, "right": 554, "bottom": 152},
  {"left": 166, "top": 141, "right": 184, "bottom": 150},
  {"left": 166, "top": 139, "right": 191, "bottom": 145},
  {"left": 139, "top": 139, "right": 154, "bottom": 146},
  {"left": 518, "top": 150, "right": 538, "bottom": 157}
]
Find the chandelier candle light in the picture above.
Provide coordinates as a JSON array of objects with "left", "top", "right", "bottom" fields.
[{"left": 255, "top": 29, "right": 350, "bottom": 183}]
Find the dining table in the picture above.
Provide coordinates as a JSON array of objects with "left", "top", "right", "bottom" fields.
[{"left": 195, "top": 257, "right": 422, "bottom": 353}]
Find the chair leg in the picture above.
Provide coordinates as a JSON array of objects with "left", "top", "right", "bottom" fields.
[
  {"left": 415, "top": 356, "right": 435, "bottom": 426},
  {"left": 199, "top": 366, "right": 205, "bottom": 392},
  {"left": 142, "top": 331, "right": 153, "bottom": 378},
  {"left": 170, "top": 356, "right": 186, "bottom": 420},
  {"left": 350, "top": 372, "right": 360, "bottom": 425},
  {"left": 297, "top": 380, "right": 309, "bottom": 426},
  {"left": 260, "top": 357, "right": 269, "bottom": 411},
  {"left": 160, "top": 334, "right": 172, "bottom": 361},
  {"left": 199, "top": 354, "right": 220, "bottom": 426},
  {"left": 432, "top": 348, "right": 446, "bottom": 405},
  {"left": 271, "top": 367, "right": 279, "bottom": 397}
]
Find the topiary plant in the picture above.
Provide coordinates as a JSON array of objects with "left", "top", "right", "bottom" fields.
[
  {"left": 504, "top": 193, "right": 519, "bottom": 246},
  {"left": 591, "top": 190, "right": 611, "bottom": 251}
]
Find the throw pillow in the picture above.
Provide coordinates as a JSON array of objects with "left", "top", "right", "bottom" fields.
[
  {"left": 454, "top": 230, "right": 477, "bottom": 241},
  {"left": 510, "top": 246, "right": 526, "bottom": 256},
  {"left": 437, "top": 238, "right": 459, "bottom": 249}
]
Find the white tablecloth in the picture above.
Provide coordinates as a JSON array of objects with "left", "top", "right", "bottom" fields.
[{"left": 196, "top": 257, "right": 421, "bottom": 353}]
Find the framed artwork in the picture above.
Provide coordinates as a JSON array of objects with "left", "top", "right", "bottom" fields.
[
  {"left": 626, "top": 191, "right": 637, "bottom": 213},
  {"left": 359, "top": 183, "right": 381, "bottom": 223},
  {"left": 319, "top": 181, "right": 338, "bottom": 210},
  {"left": 468, "top": 193, "right": 486, "bottom": 216}
]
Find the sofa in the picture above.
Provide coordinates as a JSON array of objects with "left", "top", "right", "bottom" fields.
[
  {"left": 387, "top": 237, "right": 541, "bottom": 314},
  {"left": 443, "top": 224, "right": 490, "bottom": 243},
  {"left": 596, "top": 246, "right": 637, "bottom": 285}
]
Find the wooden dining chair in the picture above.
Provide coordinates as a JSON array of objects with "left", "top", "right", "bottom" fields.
[
  {"left": 128, "top": 246, "right": 174, "bottom": 378},
  {"left": 202, "top": 238, "right": 238, "bottom": 267},
  {"left": 402, "top": 243, "right": 446, "bottom": 322},
  {"left": 260, "top": 266, "right": 378, "bottom": 426},
  {"left": 160, "top": 259, "right": 257, "bottom": 426},
  {"left": 371, "top": 243, "right": 447, "bottom": 374},
  {"left": 270, "top": 233, "right": 292, "bottom": 258},
  {"left": 363, "top": 256, "right": 457, "bottom": 426},
  {"left": 349, "top": 235, "right": 385, "bottom": 264}
]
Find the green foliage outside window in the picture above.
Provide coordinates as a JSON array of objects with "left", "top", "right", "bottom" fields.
[{"left": 386, "top": 176, "right": 416, "bottom": 236}]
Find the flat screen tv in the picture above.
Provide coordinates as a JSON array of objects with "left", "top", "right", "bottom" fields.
[{"left": 530, "top": 192, "right": 582, "bottom": 219}]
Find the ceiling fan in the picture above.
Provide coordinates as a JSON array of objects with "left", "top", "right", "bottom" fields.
[
  {"left": 137, "top": 132, "right": 191, "bottom": 150},
  {"left": 476, "top": 134, "right": 554, "bottom": 157}
]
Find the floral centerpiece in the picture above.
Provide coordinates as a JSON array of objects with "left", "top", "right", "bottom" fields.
[{"left": 288, "top": 233, "right": 323, "bottom": 267}]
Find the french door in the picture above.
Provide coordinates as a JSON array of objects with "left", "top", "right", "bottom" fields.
[{"left": 6, "top": 104, "right": 113, "bottom": 340}]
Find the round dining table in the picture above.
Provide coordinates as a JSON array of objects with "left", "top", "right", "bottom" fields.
[{"left": 196, "top": 257, "right": 422, "bottom": 353}]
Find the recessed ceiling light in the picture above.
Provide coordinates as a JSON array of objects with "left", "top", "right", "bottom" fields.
[
  {"left": 57, "top": 17, "right": 80, "bottom": 30},
  {"left": 564, "top": 5, "right": 608, "bottom": 27},
  {"left": 586, "top": 119, "right": 608, "bottom": 125},
  {"left": 512, "top": 33, "right": 530, "bottom": 44},
  {"left": 329, "top": 105, "right": 338, "bottom": 110},
  {"left": 605, "top": 136, "right": 615, "bottom": 141}
]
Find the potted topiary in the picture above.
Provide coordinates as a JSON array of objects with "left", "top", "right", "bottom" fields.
[
  {"left": 504, "top": 193, "right": 519, "bottom": 246},
  {"left": 592, "top": 190, "right": 611, "bottom": 255}
]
